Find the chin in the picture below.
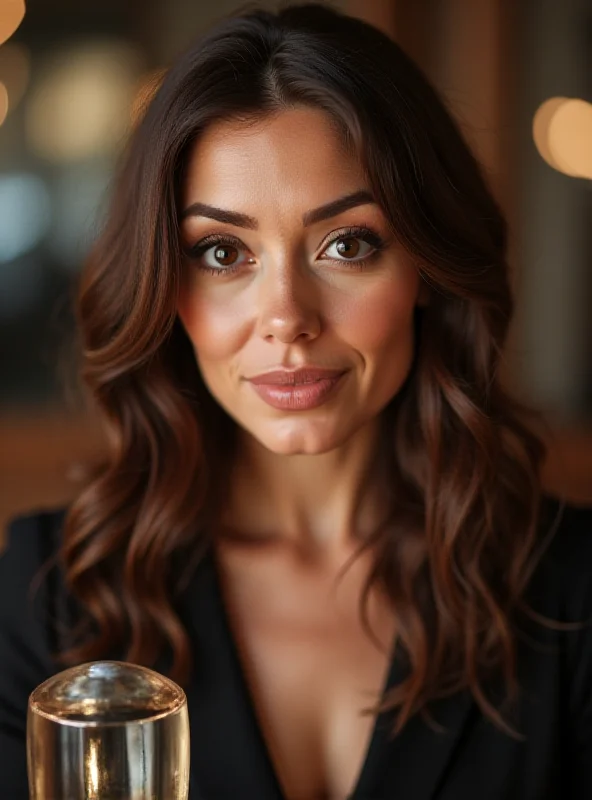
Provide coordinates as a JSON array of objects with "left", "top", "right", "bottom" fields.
[{"left": 250, "top": 419, "right": 355, "bottom": 456}]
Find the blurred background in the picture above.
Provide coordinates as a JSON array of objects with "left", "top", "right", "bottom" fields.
[{"left": 1, "top": 0, "right": 591, "bottom": 540}]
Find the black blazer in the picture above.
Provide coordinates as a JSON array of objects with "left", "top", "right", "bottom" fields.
[{"left": 1, "top": 496, "right": 591, "bottom": 799}]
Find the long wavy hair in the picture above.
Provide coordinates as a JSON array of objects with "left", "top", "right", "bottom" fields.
[{"left": 59, "top": 2, "right": 550, "bottom": 735}]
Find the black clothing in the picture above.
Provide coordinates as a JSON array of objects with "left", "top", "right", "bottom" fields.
[{"left": 1, "top": 496, "right": 591, "bottom": 799}]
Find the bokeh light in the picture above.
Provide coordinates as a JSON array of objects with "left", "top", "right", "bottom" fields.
[
  {"left": 0, "top": 81, "right": 8, "bottom": 126},
  {"left": 547, "top": 99, "right": 592, "bottom": 180},
  {"left": 533, "top": 96, "right": 592, "bottom": 180},
  {"left": 533, "top": 98, "right": 574, "bottom": 174},
  {"left": 0, "top": 173, "right": 51, "bottom": 262},
  {"left": 25, "top": 40, "right": 142, "bottom": 163},
  {"left": 0, "top": 0, "right": 25, "bottom": 46}
]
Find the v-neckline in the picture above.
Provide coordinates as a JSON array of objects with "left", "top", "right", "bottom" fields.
[{"left": 209, "top": 547, "right": 402, "bottom": 800}]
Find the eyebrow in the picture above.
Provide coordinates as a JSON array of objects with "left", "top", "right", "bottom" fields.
[{"left": 180, "top": 189, "right": 376, "bottom": 229}]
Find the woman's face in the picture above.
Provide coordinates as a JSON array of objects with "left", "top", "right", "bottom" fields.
[{"left": 178, "top": 106, "right": 426, "bottom": 456}]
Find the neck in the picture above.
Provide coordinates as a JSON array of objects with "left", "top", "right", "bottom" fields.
[{"left": 217, "top": 414, "right": 394, "bottom": 558}]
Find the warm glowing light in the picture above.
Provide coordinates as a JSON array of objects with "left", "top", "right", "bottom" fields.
[
  {"left": 547, "top": 99, "right": 592, "bottom": 180},
  {"left": 0, "top": 41, "right": 30, "bottom": 113},
  {"left": 533, "top": 98, "right": 575, "bottom": 174},
  {"left": 130, "top": 67, "right": 166, "bottom": 126},
  {"left": 25, "top": 41, "right": 142, "bottom": 163},
  {"left": 533, "top": 96, "right": 592, "bottom": 180},
  {"left": 0, "top": 81, "right": 8, "bottom": 126},
  {"left": 0, "top": 0, "right": 25, "bottom": 45},
  {"left": 85, "top": 738, "right": 101, "bottom": 799}
]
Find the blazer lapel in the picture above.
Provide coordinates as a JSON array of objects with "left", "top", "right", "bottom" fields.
[
  {"left": 354, "top": 643, "right": 476, "bottom": 799},
  {"left": 179, "top": 551, "right": 476, "bottom": 800},
  {"left": 179, "top": 550, "right": 285, "bottom": 800}
]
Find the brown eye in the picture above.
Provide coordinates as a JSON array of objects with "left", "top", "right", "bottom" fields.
[
  {"left": 214, "top": 245, "right": 239, "bottom": 266},
  {"left": 335, "top": 237, "right": 361, "bottom": 258},
  {"left": 323, "top": 232, "right": 378, "bottom": 263}
]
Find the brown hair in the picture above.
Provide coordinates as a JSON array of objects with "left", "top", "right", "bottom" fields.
[{"left": 60, "top": 2, "right": 549, "bottom": 735}]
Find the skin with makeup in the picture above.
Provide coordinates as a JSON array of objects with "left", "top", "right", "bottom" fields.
[{"left": 177, "top": 106, "right": 428, "bottom": 799}]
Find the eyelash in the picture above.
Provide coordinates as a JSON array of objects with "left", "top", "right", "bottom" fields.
[{"left": 185, "top": 225, "right": 387, "bottom": 277}]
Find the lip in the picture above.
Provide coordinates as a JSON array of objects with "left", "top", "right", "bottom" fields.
[
  {"left": 247, "top": 367, "right": 346, "bottom": 385},
  {"left": 246, "top": 368, "right": 348, "bottom": 411}
]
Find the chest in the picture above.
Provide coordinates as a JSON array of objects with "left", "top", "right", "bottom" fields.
[
  {"left": 216, "top": 550, "right": 396, "bottom": 800},
  {"left": 183, "top": 550, "right": 571, "bottom": 800}
]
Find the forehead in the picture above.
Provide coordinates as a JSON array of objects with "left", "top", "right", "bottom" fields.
[{"left": 181, "top": 106, "right": 366, "bottom": 209}]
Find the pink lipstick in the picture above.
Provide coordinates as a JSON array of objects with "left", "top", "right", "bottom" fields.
[{"left": 246, "top": 367, "right": 347, "bottom": 411}]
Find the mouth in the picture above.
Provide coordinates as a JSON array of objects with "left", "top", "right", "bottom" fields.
[
  {"left": 247, "top": 367, "right": 347, "bottom": 386},
  {"left": 246, "top": 370, "right": 347, "bottom": 411}
]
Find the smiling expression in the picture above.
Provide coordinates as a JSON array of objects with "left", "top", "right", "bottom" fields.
[{"left": 177, "top": 106, "right": 426, "bottom": 456}]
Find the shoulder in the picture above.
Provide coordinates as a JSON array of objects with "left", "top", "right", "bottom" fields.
[
  {"left": 535, "top": 495, "right": 592, "bottom": 761},
  {"left": 1, "top": 506, "right": 67, "bottom": 604},
  {"left": 1, "top": 505, "right": 66, "bottom": 563},
  {"left": 528, "top": 495, "right": 592, "bottom": 714},
  {"left": 532, "top": 494, "right": 592, "bottom": 618},
  {"left": 0, "top": 508, "right": 68, "bottom": 794},
  {"left": 539, "top": 493, "right": 592, "bottom": 555},
  {"left": 0, "top": 506, "right": 68, "bottom": 673}
]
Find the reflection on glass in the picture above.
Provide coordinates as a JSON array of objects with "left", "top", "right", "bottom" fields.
[{"left": 27, "top": 661, "right": 190, "bottom": 800}]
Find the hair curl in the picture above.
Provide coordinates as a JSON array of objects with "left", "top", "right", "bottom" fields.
[{"left": 59, "top": 2, "right": 548, "bottom": 736}]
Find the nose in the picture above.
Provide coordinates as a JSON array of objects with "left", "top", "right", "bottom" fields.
[{"left": 255, "top": 258, "right": 322, "bottom": 344}]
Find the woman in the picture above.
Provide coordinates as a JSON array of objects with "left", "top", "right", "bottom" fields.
[{"left": 1, "top": 3, "right": 591, "bottom": 798}]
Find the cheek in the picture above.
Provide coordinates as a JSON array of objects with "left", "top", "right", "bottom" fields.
[
  {"left": 177, "top": 286, "right": 248, "bottom": 362},
  {"left": 337, "top": 275, "right": 419, "bottom": 355},
  {"left": 177, "top": 265, "right": 420, "bottom": 365}
]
